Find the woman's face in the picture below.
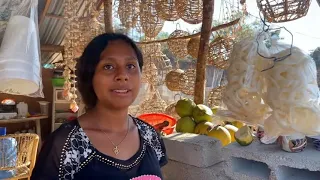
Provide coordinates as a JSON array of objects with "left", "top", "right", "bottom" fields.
[{"left": 93, "top": 40, "right": 141, "bottom": 110}]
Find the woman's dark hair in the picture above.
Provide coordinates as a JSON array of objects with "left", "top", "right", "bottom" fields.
[{"left": 76, "top": 33, "right": 144, "bottom": 110}]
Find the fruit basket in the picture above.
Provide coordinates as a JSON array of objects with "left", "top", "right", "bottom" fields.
[{"left": 138, "top": 113, "right": 177, "bottom": 135}]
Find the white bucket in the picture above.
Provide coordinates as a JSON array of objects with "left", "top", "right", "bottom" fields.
[{"left": 0, "top": 15, "right": 40, "bottom": 95}]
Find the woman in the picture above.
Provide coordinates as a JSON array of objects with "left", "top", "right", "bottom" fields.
[{"left": 31, "top": 33, "right": 168, "bottom": 180}]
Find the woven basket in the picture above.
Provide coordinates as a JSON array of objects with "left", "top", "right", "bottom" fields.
[
  {"left": 207, "top": 85, "right": 226, "bottom": 108},
  {"left": 257, "top": 0, "right": 311, "bottom": 23},
  {"left": 177, "top": 0, "right": 203, "bottom": 24},
  {"left": 155, "top": 0, "right": 179, "bottom": 21},
  {"left": 165, "top": 69, "right": 184, "bottom": 91},
  {"left": 208, "top": 36, "right": 233, "bottom": 69},
  {"left": 139, "top": 42, "right": 162, "bottom": 60},
  {"left": 167, "top": 30, "right": 190, "bottom": 59},
  {"left": 187, "top": 36, "right": 201, "bottom": 58},
  {"left": 136, "top": 86, "right": 167, "bottom": 116},
  {"left": 165, "top": 102, "right": 180, "bottom": 120},
  {"left": 179, "top": 69, "right": 196, "bottom": 96},
  {"left": 118, "top": 0, "right": 139, "bottom": 29},
  {"left": 140, "top": 0, "right": 164, "bottom": 38}
]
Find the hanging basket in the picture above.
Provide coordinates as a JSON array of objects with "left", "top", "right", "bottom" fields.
[
  {"left": 207, "top": 85, "right": 226, "bottom": 108},
  {"left": 208, "top": 36, "right": 234, "bottom": 69},
  {"left": 165, "top": 102, "right": 180, "bottom": 120},
  {"left": 165, "top": 69, "right": 184, "bottom": 91},
  {"left": 139, "top": 42, "right": 162, "bottom": 60},
  {"left": 118, "top": 0, "right": 139, "bottom": 29},
  {"left": 167, "top": 29, "right": 190, "bottom": 59},
  {"left": 155, "top": 0, "right": 179, "bottom": 21},
  {"left": 179, "top": 69, "right": 196, "bottom": 96},
  {"left": 136, "top": 86, "right": 168, "bottom": 116},
  {"left": 256, "top": 0, "right": 311, "bottom": 23},
  {"left": 187, "top": 36, "right": 201, "bottom": 59},
  {"left": 140, "top": 0, "right": 164, "bottom": 38},
  {"left": 177, "top": 0, "right": 203, "bottom": 24}
]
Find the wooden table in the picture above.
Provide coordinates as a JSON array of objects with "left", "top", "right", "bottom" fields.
[{"left": 0, "top": 116, "right": 48, "bottom": 152}]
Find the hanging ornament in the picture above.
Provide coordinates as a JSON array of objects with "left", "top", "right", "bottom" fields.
[
  {"left": 167, "top": 28, "right": 190, "bottom": 59},
  {"left": 155, "top": 0, "right": 179, "bottom": 21},
  {"left": 165, "top": 69, "right": 184, "bottom": 92},
  {"left": 177, "top": 0, "right": 203, "bottom": 24},
  {"left": 70, "top": 100, "right": 79, "bottom": 113},
  {"left": 179, "top": 69, "right": 197, "bottom": 96},
  {"left": 139, "top": 0, "right": 164, "bottom": 38},
  {"left": 207, "top": 85, "right": 226, "bottom": 108},
  {"left": 187, "top": 35, "right": 201, "bottom": 59}
]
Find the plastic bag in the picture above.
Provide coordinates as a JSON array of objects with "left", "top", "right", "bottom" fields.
[
  {"left": 223, "top": 32, "right": 272, "bottom": 125},
  {"left": 0, "top": 0, "right": 43, "bottom": 97},
  {"left": 262, "top": 38, "right": 320, "bottom": 138}
]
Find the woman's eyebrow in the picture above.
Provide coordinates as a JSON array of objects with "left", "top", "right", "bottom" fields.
[{"left": 100, "top": 56, "right": 137, "bottom": 62}]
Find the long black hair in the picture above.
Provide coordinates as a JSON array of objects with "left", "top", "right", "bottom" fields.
[{"left": 76, "top": 33, "right": 143, "bottom": 110}]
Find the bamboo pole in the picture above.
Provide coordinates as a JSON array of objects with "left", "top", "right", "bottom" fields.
[
  {"left": 104, "top": 0, "right": 113, "bottom": 33},
  {"left": 193, "top": 0, "right": 215, "bottom": 104}
]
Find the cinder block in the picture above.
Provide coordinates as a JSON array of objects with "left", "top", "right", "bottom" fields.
[
  {"left": 275, "top": 166, "right": 320, "bottom": 180},
  {"left": 162, "top": 160, "right": 229, "bottom": 180},
  {"left": 163, "top": 133, "right": 223, "bottom": 168},
  {"left": 225, "top": 157, "right": 272, "bottom": 180},
  {"left": 223, "top": 139, "right": 320, "bottom": 171}
]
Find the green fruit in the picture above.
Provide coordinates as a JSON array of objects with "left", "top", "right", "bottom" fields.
[
  {"left": 192, "top": 104, "right": 213, "bottom": 123},
  {"left": 175, "top": 98, "right": 196, "bottom": 117},
  {"left": 235, "top": 125, "right": 254, "bottom": 146},
  {"left": 176, "top": 117, "right": 196, "bottom": 133},
  {"left": 194, "top": 122, "right": 214, "bottom": 135}
]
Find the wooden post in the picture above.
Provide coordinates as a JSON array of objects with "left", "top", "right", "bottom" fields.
[
  {"left": 193, "top": 0, "right": 214, "bottom": 104},
  {"left": 104, "top": 0, "right": 113, "bottom": 33}
]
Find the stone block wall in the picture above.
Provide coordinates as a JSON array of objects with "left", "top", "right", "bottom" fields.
[{"left": 162, "top": 133, "right": 320, "bottom": 180}]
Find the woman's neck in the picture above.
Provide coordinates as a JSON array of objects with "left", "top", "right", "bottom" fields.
[{"left": 86, "top": 103, "right": 130, "bottom": 133}]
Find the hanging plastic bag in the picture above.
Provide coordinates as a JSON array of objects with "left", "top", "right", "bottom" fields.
[
  {"left": 223, "top": 32, "right": 272, "bottom": 125},
  {"left": 262, "top": 37, "right": 320, "bottom": 137},
  {"left": 0, "top": 0, "right": 43, "bottom": 97}
]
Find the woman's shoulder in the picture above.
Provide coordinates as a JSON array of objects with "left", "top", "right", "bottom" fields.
[{"left": 132, "top": 116, "right": 168, "bottom": 166}]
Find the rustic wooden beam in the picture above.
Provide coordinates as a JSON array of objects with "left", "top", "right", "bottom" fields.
[
  {"left": 104, "top": 0, "right": 114, "bottom": 33},
  {"left": 136, "top": 18, "right": 240, "bottom": 44},
  {"left": 40, "top": 44, "right": 64, "bottom": 52},
  {"left": 193, "top": 0, "right": 215, "bottom": 104},
  {"left": 46, "top": 13, "right": 64, "bottom": 20},
  {"left": 39, "top": 0, "right": 52, "bottom": 25}
]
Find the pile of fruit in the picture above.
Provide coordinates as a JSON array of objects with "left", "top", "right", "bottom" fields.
[{"left": 174, "top": 98, "right": 254, "bottom": 147}]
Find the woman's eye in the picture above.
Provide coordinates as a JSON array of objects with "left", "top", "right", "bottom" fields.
[
  {"left": 127, "top": 64, "right": 136, "bottom": 69},
  {"left": 104, "top": 65, "right": 114, "bottom": 70}
]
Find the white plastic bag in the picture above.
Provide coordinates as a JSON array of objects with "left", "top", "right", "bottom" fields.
[
  {"left": 223, "top": 32, "right": 272, "bottom": 125},
  {"left": 263, "top": 38, "right": 320, "bottom": 137},
  {"left": 0, "top": 0, "right": 43, "bottom": 97}
]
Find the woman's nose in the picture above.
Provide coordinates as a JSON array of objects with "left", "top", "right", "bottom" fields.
[{"left": 115, "top": 69, "right": 129, "bottom": 82}]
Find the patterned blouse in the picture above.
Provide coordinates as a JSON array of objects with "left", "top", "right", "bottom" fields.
[{"left": 30, "top": 117, "right": 168, "bottom": 180}]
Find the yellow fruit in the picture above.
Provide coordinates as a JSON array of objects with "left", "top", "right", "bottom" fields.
[
  {"left": 235, "top": 125, "right": 254, "bottom": 146},
  {"left": 194, "top": 122, "right": 214, "bottom": 135},
  {"left": 224, "top": 124, "right": 238, "bottom": 142},
  {"left": 231, "top": 121, "right": 246, "bottom": 129},
  {"left": 175, "top": 98, "right": 196, "bottom": 117},
  {"left": 207, "top": 125, "right": 232, "bottom": 147},
  {"left": 176, "top": 117, "right": 196, "bottom": 133},
  {"left": 192, "top": 104, "right": 213, "bottom": 123},
  {"left": 211, "top": 106, "right": 220, "bottom": 114}
]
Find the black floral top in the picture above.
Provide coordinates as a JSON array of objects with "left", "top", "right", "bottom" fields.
[{"left": 31, "top": 117, "right": 168, "bottom": 180}]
